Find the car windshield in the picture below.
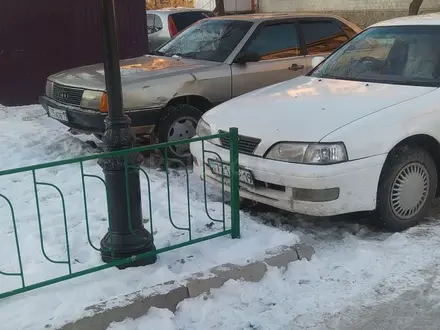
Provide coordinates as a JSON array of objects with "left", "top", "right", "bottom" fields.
[
  {"left": 155, "top": 19, "right": 253, "bottom": 62},
  {"left": 310, "top": 25, "right": 440, "bottom": 87}
]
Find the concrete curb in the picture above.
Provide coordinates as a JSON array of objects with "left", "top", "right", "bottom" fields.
[{"left": 58, "top": 243, "right": 315, "bottom": 330}]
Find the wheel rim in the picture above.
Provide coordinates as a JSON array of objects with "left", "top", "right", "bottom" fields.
[
  {"left": 390, "top": 162, "right": 430, "bottom": 220},
  {"left": 167, "top": 116, "right": 197, "bottom": 158}
]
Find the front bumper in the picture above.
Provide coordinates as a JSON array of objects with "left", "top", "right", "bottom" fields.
[
  {"left": 190, "top": 139, "right": 387, "bottom": 217},
  {"left": 40, "top": 96, "right": 162, "bottom": 135}
]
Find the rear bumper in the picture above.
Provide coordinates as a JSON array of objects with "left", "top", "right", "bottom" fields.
[{"left": 40, "top": 96, "right": 162, "bottom": 135}]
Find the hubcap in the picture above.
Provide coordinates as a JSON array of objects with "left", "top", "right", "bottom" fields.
[
  {"left": 390, "top": 162, "right": 430, "bottom": 220},
  {"left": 167, "top": 116, "right": 197, "bottom": 158}
]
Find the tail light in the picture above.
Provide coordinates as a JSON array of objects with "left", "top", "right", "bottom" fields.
[{"left": 168, "top": 16, "right": 178, "bottom": 37}]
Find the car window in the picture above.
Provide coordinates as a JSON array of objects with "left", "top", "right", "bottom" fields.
[
  {"left": 171, "top": 11, "right": 215, "bottom": 32},
  {"left": 338, "top": 21, "right": 358, "bottom": 39},
  {"left": 146, "top": 14, "right": 163, "bottom": 34},
  {"left": 300, "top": 20, "right": 349, "bottom": 55},
  {"left": 244, "top": 23, "right": 300, "bottom": 61},
  {"left": 157, "top": 19, "right": 253, "bottom": 62},
  {"left": 343, "top": 37, "right": 395, "bottom": 63},
  {"left": 310, "top": 25, "right": 440, "bottom": 87}
]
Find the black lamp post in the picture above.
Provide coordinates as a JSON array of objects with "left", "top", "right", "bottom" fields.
[{"left": 98, "top": 0, "right": 156, "bottom": 268}]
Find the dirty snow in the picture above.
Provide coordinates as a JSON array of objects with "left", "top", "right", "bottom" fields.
[
  {"left": 0, "top": 106, "right": 297, "bottom": 330},
  {"left": 1, "top": 105, "right": 440, "bottom": 330},
  {"left": 108, "top": 217, "right": 440, "bottom": 330}
]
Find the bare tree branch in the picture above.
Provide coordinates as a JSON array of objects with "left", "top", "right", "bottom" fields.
[
  {"left": 409, "top": 0, "right": 424, "bottom": 15},
  {"left": 214, "top": 0, "right": 225, "bottom": 16}
]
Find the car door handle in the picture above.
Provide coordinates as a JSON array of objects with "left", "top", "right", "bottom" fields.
[{"left": 288, "top": 63, "right": 305, "bottom": 71}]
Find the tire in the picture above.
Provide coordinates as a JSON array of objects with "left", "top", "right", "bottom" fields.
[
  {"left": 376, "top": 145, "right": 437, "bottom": 231},
  {"left": 156, "top": 104, "right": 202, "bottom": 165}
]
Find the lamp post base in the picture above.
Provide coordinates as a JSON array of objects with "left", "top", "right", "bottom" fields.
[
  {"left": 100, "top": 229, "right": 156, "bottom": 269},
  {"left": 98, "top": 115, "right": 157, "bottom": 270}
]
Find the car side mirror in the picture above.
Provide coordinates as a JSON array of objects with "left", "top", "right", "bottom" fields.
[
  {"left": 235, "top": 52, "right": 260, "bottom": 65},
  {"left": 312, "top": 56, "right": 326, "bottom": 68}
]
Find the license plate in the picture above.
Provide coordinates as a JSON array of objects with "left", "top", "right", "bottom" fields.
[
  {"left": 48, "top": 106, "right": 68, "bottom": 122},
  {"left": 208, "top": 159, "right": 254, "bottom": 186}
]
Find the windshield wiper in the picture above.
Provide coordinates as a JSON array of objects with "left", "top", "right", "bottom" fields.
[
  {"left": 350, "top": 62, "right": 388, "bottom": 80},
  {"left": 149, "top": 50, "right": 166, "bottom": 56},
  {"left": 173, "top": 52, "right": 197, "bottom": 59},
  {"left": 318, "top": 73, "right": 346, "bottom": 80}
]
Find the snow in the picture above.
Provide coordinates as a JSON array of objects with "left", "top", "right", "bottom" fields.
[
  {"left": 108, "top": 219, "right": 440, "bottom": 330},
  {"left": 2, "top": 105, "right": 440, "bottom": 330},
  {"left": 0, "top": 105, "right": 298, "bottom": 330}
]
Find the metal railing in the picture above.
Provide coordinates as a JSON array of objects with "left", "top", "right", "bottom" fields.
[{"left": 0, "top": 128, "right": 240, "bottom": 299}]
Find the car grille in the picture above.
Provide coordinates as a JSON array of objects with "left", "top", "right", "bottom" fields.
[
  {"left": 218, "top": 130, "right": 261, "bottom": 155},
  {"left": 52, "top": 84, "right": 84, "bottom": 106}
]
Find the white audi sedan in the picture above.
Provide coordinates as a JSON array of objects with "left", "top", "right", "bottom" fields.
[{"left": 190, "top": 14, "right": 440, "bottom": 231}]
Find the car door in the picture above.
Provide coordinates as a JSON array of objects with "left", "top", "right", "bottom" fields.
[
  {"left": 231, "top": 20, "right": 307, "bottom": 98},
  {"left": 298, "top": 18, "right": 353, "bottom": 72}
]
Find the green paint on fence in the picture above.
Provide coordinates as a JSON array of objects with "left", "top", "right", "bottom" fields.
[{"left": 0, "top": 129, "right": 240, "bottom": 299}]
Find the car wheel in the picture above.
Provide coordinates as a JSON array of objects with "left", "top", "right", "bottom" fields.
[
  {"left": 157, "top": 104, "right": 202, "bottom": 165},
  {"left": 376, "top": 145, "right": 437, "bottom": 231}
]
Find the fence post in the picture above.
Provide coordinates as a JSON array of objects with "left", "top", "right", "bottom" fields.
[{"left": 229, "top": 127, "right": 240, "bottom": 239}]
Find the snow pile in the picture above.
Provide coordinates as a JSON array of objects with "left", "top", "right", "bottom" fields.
[
  {"left": 0, "top": 106, "right": 298, "bottom": 330},
  {"left": 108, "top": 221, "right": 440, "bottom": 330}
]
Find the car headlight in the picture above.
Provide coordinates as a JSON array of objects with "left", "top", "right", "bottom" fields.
[
  {"left": 265, "top": 142, "right": 348, "bottom": 164},
  {"left": 81, "top": 90, "right": 106, "bottom": 110},
  {"left": 45, "top": 81, "right": 54, "bottom": 97},
  {"left": 196, "top": 118, "right": 211, "bottom": 137}
]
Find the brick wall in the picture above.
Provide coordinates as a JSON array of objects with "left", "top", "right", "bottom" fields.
[{"left": 258, "top": 0, "right": 440, "bottom": 28}]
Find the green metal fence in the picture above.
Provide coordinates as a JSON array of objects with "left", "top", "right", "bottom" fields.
[{"left": 0, "top": 128, "right": 240, "bottom": 299}]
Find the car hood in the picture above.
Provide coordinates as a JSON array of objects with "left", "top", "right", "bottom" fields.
[
  {"left": 203, "top": 76, "right": 437, "bottom": 143},
  {"left": 48, "top": 55, "right": 218, "bottom": 90}
]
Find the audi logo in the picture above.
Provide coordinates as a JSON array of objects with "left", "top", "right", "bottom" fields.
[
  {"left": 60, "top": 92, "right": 69, "bottom": 99},
  {"left": 55, "top": 90, "right": 69, "bottom": 99}
]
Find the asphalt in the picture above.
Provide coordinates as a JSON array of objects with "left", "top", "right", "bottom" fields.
[
  {"left": 279, "top": 200, "right": 440, "bottom": 330},
  {"left": 323, "top": 267, "right": 440, "bottom": 330}
]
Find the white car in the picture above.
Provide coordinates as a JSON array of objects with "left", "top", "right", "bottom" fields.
[{"left": 190, "top": 13, "right": 440, "bottom": 231}]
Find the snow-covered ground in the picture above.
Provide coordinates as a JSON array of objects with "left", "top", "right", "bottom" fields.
[
  {"left": 2, "top": 105, "right": 440, "bottom": 330},
  {"left": 0, "top": 105, "right": 297, "bottom": 330},
  {"left": 108, "top": 216, "right": 440, "bottom": 330}
]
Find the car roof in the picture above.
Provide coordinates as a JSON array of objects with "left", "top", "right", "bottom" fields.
[
  {"left": 147, "top": 7, "right": 213, "bottom": 14},
  {"left": 370, "top": 12, "right": 440, "bottom": 27},
  {"left": 205, "top": 12, "right": 362, "bottom": 32},
  {"left": 207, "top": 12, "right": 350, "bottom": 22},
  {"left": 145, "top": 10, "right": 361, "bottom": 32}
]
